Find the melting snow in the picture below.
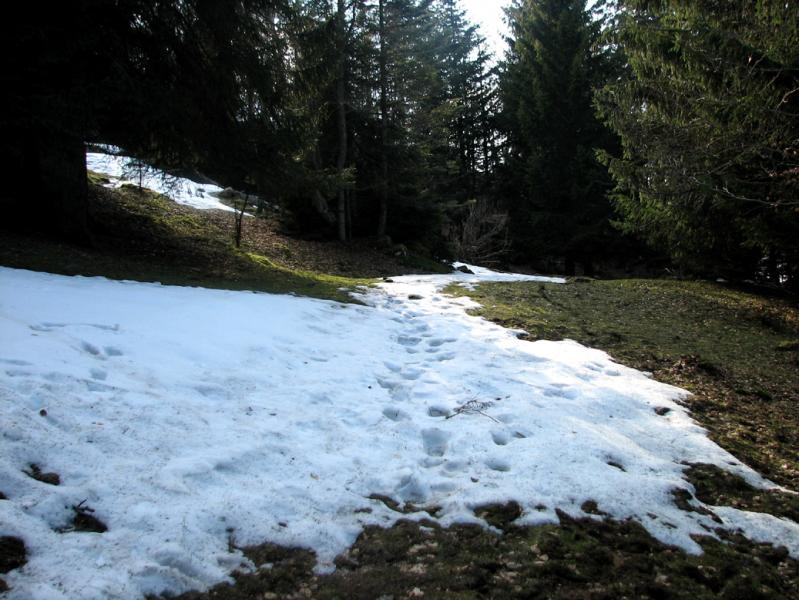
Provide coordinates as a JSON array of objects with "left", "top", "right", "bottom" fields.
[
  {"left": 86, "top": 152, "right": 234, "bottom": 213},
  {"left": 0, "top": 265, "right": 797, "bottom": 598}
]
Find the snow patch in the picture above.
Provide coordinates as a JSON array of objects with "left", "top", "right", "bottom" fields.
[
  {"left": 0, "top": 265, "right": 793, "bottom": 599},
  {"left": 86, "top": 152, "right": 233, "bottom": 212}
]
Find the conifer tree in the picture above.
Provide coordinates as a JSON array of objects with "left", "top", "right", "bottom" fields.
[
  {"left": 499, "top": 0, "right": 618, "bottom": 274},
  {"left": 596, "top": 0, "right": 799, "bottom": 285}
]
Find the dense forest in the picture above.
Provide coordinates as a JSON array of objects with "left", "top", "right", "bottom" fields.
[{"left": 1, "top": 0, "right": 797, "bottom": 287}]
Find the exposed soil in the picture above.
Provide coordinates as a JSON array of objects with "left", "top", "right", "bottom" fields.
[
  {"left": 69, "top": 502, "right": 108, "bottom": 534},
  {"left": 171, "top": 510, "right": 798, "bottom": 600},
  {"left": 0, "top": 536, "right": 27, "bottom": 592},
  {"left": 23, "top": 463, "right": 61, "bottom": 486}
]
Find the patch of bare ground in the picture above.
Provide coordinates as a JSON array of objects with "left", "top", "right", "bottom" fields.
[{"left": 170, "top": 510, "right": 798, "bottom": 600}]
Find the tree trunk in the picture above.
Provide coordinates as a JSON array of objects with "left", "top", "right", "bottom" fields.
[
  {"left": 582, "top": 256, "right": 595, "bottom": 277},
  {"left": 565, "top": 256, "right": 576, "bottom": 276},
  {"left": 234, "top": 193, "right": 248, "bottom": 248},
  {"left": 377, "top": 0, "right": 389, "bottom": 237},
  {"left": 39, "top": 133, "right": 90, "bottom": 243},
  {"left": 336, "top": 0, "right": 349, "bottom": 242}
]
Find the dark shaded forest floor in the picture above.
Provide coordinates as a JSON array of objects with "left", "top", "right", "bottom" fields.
[
  {"left": 0, "top": 175, "right": 447, "bottom": 304},
  {"left": 2, "top": 180, "right": 798, "bottom": 599}
]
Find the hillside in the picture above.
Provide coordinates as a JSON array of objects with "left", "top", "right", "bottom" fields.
[{"left": 0, "top": 175, "right": 448, "bottom": 305}]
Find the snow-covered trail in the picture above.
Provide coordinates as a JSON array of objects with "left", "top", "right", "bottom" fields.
[{"left": 1, "top": 266, "right": 797, "bottom": 599}]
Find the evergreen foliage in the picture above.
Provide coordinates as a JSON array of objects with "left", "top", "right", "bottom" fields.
[
  {"left": 498, "top": 0, "right": 623, "bottom": 274},
  {"left": 596, "top": 0, "right": 799, "bottom": 286},
  {"left": 281, "top": 0, "right": 496, "bottom": 250},
  {"left": 2, "top": 0, "right": 796, "bottom": 285},
  {"left": 1, "top": 0, "right": 293, "bottom": 240}
]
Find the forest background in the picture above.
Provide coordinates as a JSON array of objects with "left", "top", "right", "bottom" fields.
[{"left": 1, "top": 0, "right": 797, "bottom": 287}]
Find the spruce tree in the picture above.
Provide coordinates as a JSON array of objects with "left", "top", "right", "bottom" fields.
[
  {"left": 499, "top": 0, "right": 618, "bottom": 274},
  {"left": 596, "top": 0, "right": 799, "bottom": 285}
]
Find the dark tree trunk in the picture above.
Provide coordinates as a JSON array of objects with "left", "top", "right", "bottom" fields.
[
  {"left": 37, "top": 133, "right": 90, "bottom": 243},
  {"left": 234, "top": 193, "right": 248, "bottom": 248},
  {"left": 377, "top": 0, "right": 389, "bottom": 237},
  {"left": 564, "top": 256, "right": 576, "bottom": 276},
  {"left": 582, "top": 256, "right": 595, "bottom": 277},
  {"left": 336, "top": 0, "right": 349, "bottom": 242}
]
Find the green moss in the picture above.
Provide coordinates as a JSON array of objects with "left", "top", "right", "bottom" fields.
[
  {"left": 246, "top": 253, "right": 375, "bottom": 303},
  {"left": 0, "top": 181, "right": 373, "bottom": 304}
]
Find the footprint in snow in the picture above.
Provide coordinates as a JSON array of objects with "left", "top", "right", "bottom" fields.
[
  {"left": 0, "top": 358, "right": 32, "bottom": 366},
  {"left": 443, "top": 459, "right": 468, "bottom": 473},
  {"left": 545, "top": 387, "right": 579, "bottom": 400},
  {"left": 397, "top": 336, "right": 421, "bottom": 347},
  {"left": 383, "top": 407, "right": 410, "bottom": 422},
  {"left": 80, "top": 341, "right": 102, "bottom": 356},
  {"left": 427, "top": 337, "right": 456, "bottom": 348},
  {"left": 491, "top": 430, "right": 512, "bottom": 446},
  {"left": 86, "top": 381, "right": 114, "bottom": 393},
  {"left": 485, "top": 457, "right": 511, "bottom": 472},
  {"left": 427, "top": 405, "right": 451, "bottom": 418},
  {"left": 90, "top": 368, "right": 107, "bottom": 381},
  {"left": 377, "top": 377, "right": 399, "bottom": 390},
  {"left": 5, "top": 369, "right": 32, "bottom": 378},
  {"left": 400, "top": 367, "right": 424, "bottom": 381},
  {"left": 421, "top": 428, "right": 450, "bottom": 457}
]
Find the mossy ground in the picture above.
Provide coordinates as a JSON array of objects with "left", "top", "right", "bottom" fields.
[
  {"left": 171, "top": 512, "right": 798, "bottom": 600},
  {"left": 0, "top": 176, "right": 445, "bottom": 303}
]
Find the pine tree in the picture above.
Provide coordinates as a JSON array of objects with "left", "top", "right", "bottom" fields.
[
  {"left": 499, "top": 0, "right": 619, "bottom": 274},
  {"left": 596, "top": 0, "right": 799, "bottom": 285}
]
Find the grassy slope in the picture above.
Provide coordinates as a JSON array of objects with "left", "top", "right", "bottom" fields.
[{"left": 0, "top": 177, "right": 380, "bottom": 303}]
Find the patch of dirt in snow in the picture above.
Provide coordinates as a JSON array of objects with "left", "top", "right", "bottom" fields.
[
  {"left": 0, "top": 536, "right": 27, "bottom": 593},
  {"left": 173, "top": 514, "right": 799, "bottom": 600}
]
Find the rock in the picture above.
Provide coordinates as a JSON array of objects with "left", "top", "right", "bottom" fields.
[
  {"left": 456, "top": 265, "right": 474, "bottom": 274},
  {"left": 218, "top": 187, "right": 239, "bottom": 199},
  {"left": 408, "top": 294, "right": 423, "bottom": 300}
]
